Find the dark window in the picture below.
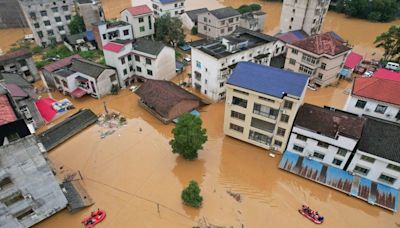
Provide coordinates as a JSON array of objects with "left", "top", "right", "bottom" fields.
[
  {"left": 354, "top": 166, "right": 369, "bottom": 175},
  {"left": 378, "top": 174, "right": 396, "bottom": 184},
  {"left": 0, "top": 177, "right": 12, "bottom": 189},
  {"left": 65, "top": 15, "right": 71, "bottom": 20},
  {"left": 44, "top": 20, "right": 51, "bottom": 26},
  {"left": 147, "top": 70, "right": 153, "bottom": 76},
  {"left": 337, "top": 148, "right": 347, "bottom": 156},
  {"left": 355, "top": 100, "right": 366, "bottom": 108},
  {"left": 139, "top": 17, "right": 144, "bottom": 23},
  {"left": 248, "top": 130, "right": 272, "bottom": 145},
  {"left": 277, "top": 127, "right": 286, "bottom": 137},
  {"left": 0, "top": 191, "right": 24, "bottom": 206},
  {"left": 228, "top": 27, "right": 233, "bottom": 32},
  {"left": 375, "top": 104, "right": 387, "bottom": 114},
  {"left": 233, "top": 89, "right": 248, "bottom": 95},
  {"left": 313, "top": 152, "right": 325, "bottom": 160},
  {"left": 102, "top": 34, "right": 106, "bottom": 39},
  {"left": 146, "top": 58, "right": 151, "bottom": 65},
  {"left": 387, "top": 164, "right": 400, "bottom": 172},
  {"left": 51, "top": 7, "right": 58, "bottom": 13},
  {"left": 129, "top": 66, "right": 134, "bottom": 72},
  {"left": 15, "top": 207, "right": 35, "bottom": 221},
  {"left": 139, "top": 26, "right": 145, "bottom": 32},
  {"left": 332, "top": 158, "right": 343, "bottom": 166},
  {"left": 127, "top": 55, "right": 132, "bottom": 61},
  {"left": 317, "top": 141, "right": 329, "bottom": 149},
  {"left": 123, "top": 69, "right": 127, "bottom": 75},
  {"left": 291, "top": 49, "right": 298, "bottom": 55},
  {"left": 57, "top": 26, "right": 64, "bottom": 31},
  {"left": 231, "top": 111, "right": 245, "bottom": 121},
  {"left": 37, "top": 31, "right": 43, "bottom": 38},
  {"left": 283, "top": 100, "right": 293, "bottom": 109},
  {"left": 250, "top": 117, "right": 275, "bottom": 133},
  {"left": 135, "top": 55, "right": 140, "bottom": 61},
  {"left": 40, "top": 11, "right": 47, "bottom": 16},
  {"left": 321, "top": 63, "right": 326, "bottom": 70},
  {"left": 289, "top": 58, "right": 296, "bottom": 65},
  {"left": 230, "top": 123, "right": 244, "bottom": 133},
  {"left": 34, "top": 23, "right": 40, "bottom": 28},
  {"left": 29, "top": 12, "right": 36, "bottom": 19},
  {"left": 47, "top": 30, "right": 54, "bottom": 36},
  {"left": 6, "top": 133, "right": 20, "bottom": 142},
  {"left": 274, "top": 140, "right": 282, "bottom": 147},
  {"left": 296, "top": 134, "right": 307, "bottom": 141},
  {"left": 253, "top": 103, "right": 279, "bottom": 119},
  {"left": 123, "top": 29, "right": 129, "bottom": 35},
  {"left": 232, "top": 96, "right": 247, "bottom": 108},
  {"left": 148, "top": 16, "right": 152, "bottom": 29},
  {"left": 395, "top": 111, "right": 400, "bottom": 120},
  {"left": 136, "top": 66, "right": 142, "bottom": 72},
  {"left": 121, "top": 58, "right": 125, "bottom": 64},
  {"left": 219, "top": 82, "right": 224, "bottom": 87},
  {"left": 228, "top": 18, "right": 233, "bottom": 23},
  {"left": 360, "top": 155, "right": 375, "bottom": 163},
  {"left": 318, "top": 73, "right": 323, "bottom": 79},
  {"left": 280, "top": 114, "right": 289, "bottom": 123},
  {"left": 62, "top": 5, "right": 68, "bottom": 11},
  {"left": 293, "top": 145, "right": 304, "bottom": 153}
]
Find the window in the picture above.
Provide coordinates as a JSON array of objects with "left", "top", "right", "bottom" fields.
[
  {"left": 355, "top": 100, "right": 366, "bottom": 109},
  {"left": 251, "top": 117, "right": 275, "bottom": 133},
  {"left": 147, "top": 70, "right": 153, "bottom": 76},
  {"left": 274, "top": 140, "right": 282, "bottom": 147},
  {"left": 221, "top": 20, "right": 225, "bottom": 25},
  {"left": 299, "top": 64, "right": 314, "bottom": 75},
  {"left": 139, "top": 17, "right": 144, "bottom": 23},
  {"left": 129, "top": 66, "right": 134, "bottom": 72},
  {"left": 146, "top": 58, "right": 152, "bottom": 65},
  {"left": 6, "top": 132, "right": 20, "bottom": 142},
  {"left": 360, "top": 155, "right": 375, "bottom": 163},
  {"left": 29, "top": 12, "right": 36, "bottom": 19},
  {"left": 313, "top": 152, "right": 325, "bottom": 160},
  {"left": 387, "top": 164, "right": 400, "bottom": 172},
  {"left": 121, "top": 58, "right": 125, "bottom": 64},
  {"left": 318, "top": 73, "right": 323, "bottom": 79},
  {"left": 248, "top": 130, "right": 272, "bottom": 145},
  {"left": 135, "top": 55, "right": 140, "bottom": 62},
  {"left": 0, "top": 177, "right": 12, "bottom": 189},
  {"left": 219, "top": 82, "right": 224, "bottom": 87},
  {"left": 332, "top": 158, "right": 343, "bottom": 166},
  {"left": 277, "top": 127, "right": 286, "bottom": 136},
  {"left": 1, "top": 191, "right": 24, "bottom": 206},
  {"left": 375, "top": 104, "right": 387, "bottom": 114},
  {"left": 253, "top": 103, "right": 279, "bottom": 119},
  {"left": 139, "top": 26, "right": 145, "bottom": 32},
  {"left": 196, "top": 61, "right": 201, "bottom": 68},
  {"left": 62, "top": 5, "right": 68, "bottom": 11},
  {"left": 354, "top": 166, "right": 369, "bottom": 175},
  {"left": 228, "top": 18, "right": 234, "bottom": 23},
  {"left": 37, "top": 31, "right": 43, "bottom": 38},
  {"left": 136, "top": 66, "right": 142, "bottom": 72},
  {"left": 290, "top": 17, "right": 294, "bottom": 22},
  {"left": 289, "top": 58, "right": 296, "bottom": 65},
  {"left": 148, "top": 16, "right": 152, "bottom": 29},
  {"left": 280, "top": 114, "right": 289, "bottom": 123},
  {"left": 102, "top": 34, "right": 106, "bottom": 40},
  {"left": 55, "top": 16, "right": 62, "bottom": 22},
  {"left": 232, "top": 96, "right": 247, "bottom": 108},
  {"left": 127, "top": 55, "right": 132, "bottom": 61},
  {"left": 51, "top": 7, "right": 58, "bottom": 13},
  {"left": 321, "top": 63, "right": 326, "bottom": 70},
  {"left": 123, "top": 69, "right": 127, "bottom": 75},
  {"left": 65, "top": 15, "right": 71, "bottom": 20},
  {"left": 230, "top": 123, "right": 244, "bottom": 133},
  {"left": 220, "top": 29, "right": 224, "bottom": 34},
  {"left": 283, "top": 100, "right": 293, "bottom": 109},
  {"left": 15, "top": 207, "right": 35, "bottom": 221},
  {"left": 337, "top": 148, "right": 347, "bottom": 156},
  {"left": 233, "top": 89, "right": 248, "bottom": 95},
  {"left": 44, "top": 20, "right": 51, "bottom": 26},
  {"left": 47, "top": 30, "right": 54, "bottom": 36},
  {"left": 231, "top": 111, "right": 245, "bottom": 121},
  {"left": 34, "top": 23, "right": 40, "bottom": 28},
  {"left": 291, "top": 49, "right": 298, "bottom": 55},
  {"left": 317, "top": 141, "right": 329, "bottom": 149},
  {"left": 123, "top": 30, "right": 129, "bottom": 35},
  {"left": 293, "top": 145, "right": 304, "bottom": 153},
  {"left": 395, "top": 111, "right": 400, "bottom": 120},
  {"left": 378, "top": 174, "right": 396, "bottom": 184},
  {"left": 296, "top": 134, "right": 307, "bottom": 141},
  {"left": 40, "top": 10, "right": 47, "bottom": 16},
  {"left": 228, "top": 27, "right": 233, "bottom": 32},
  {"left": 57, "top": 26, "right": 64, "bottom": 31}
]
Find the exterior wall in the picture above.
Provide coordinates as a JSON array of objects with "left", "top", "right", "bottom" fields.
[
  {"left": 153, "top": 46, "right": 176, "bottom": 80},
  {"left": 0, "top": 57, "right": 39, "bottom": 82},
  {"left": 152, "top": 0, "right": 185, "bottom": 18},
  {"left": 347, "top": 150, "right": 400, "bottom": 189},
  {"left": 344, "top": 95, "right": 400, "bottom": 123},
  {"left": 223, "top": 84, "right": 305, "bottom": 153},
  {"left": 96, "top": 69, "right": 117, "bottom": 97},
  {"left": 96, "top": 23, "right": 133, "bottom": 49},
  {"left": 197, "top": 12, "right": 241, "bottom": 38},
  {"left": 280, "top": 0, "right": 330, "bottom": 35},
  {"left": 19, "top": 0, "right": 74, "bottom": 46},
  {"left": 239, "top": 13, "right": 266, "bottom": 32},
  {"left": 284, "top": 45, "right": 348, "bottom": 87},
  {"left": 55, "top": 73, "right": 79, "bottom": 94},
  {"left": 103, "top": 43, "right": 134, "bottom": 87},
  {"left": 287, "top": 126, "right": 357, "bottom": 169},
  {"left": 191, "top": 42, "right": 276, "bottom": 101},
  {"left": 180, "top": 12, "right": 194, "bottom": 30},
  {"left": 121, "top": 11, "right": 154, "bottom": 39},
  {"left": 168, "top": 100, "right": 199, "bottom": 120},
  {"left": 42, "top": 70, "right": 57, "bottom": 88},
  {"left": 76, "top": 1, "right": 104, "bottom": 31}
]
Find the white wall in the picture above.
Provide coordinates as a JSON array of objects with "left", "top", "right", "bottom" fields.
[
  {"left": 154, "top": 46, "right": 176, "bottom": 80},
  {"left": 103, "top": 43, "right": 134, "bottom": 87},
  {"left": 121, "top": 10, "right": 155, "bottom": 38},
  {"left": 152, "top": 0, "right": 185, "bottom": 18},
  {"left": 96, "top": 69, "right": 117, "bottom": 97},
  {"left": 98, "top": 23, "right": 133, "bottom": 48},
  {"left": 180, "top": 13, "right": 194, "bottom": 30}
]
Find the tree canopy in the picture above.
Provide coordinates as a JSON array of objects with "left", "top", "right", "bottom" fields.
[
  {"left": 374, "top": 25, "right": 400, "bottom": 62},
  {"left": 155, "top": 14, "right": 185, "bottom": 46},
  {"left": 237, "top": 4, "right": 262, "bottom": 14},
  {"left": 68, "top": 15, "right": 86, "bottom": 35},
  {"left": 181, "top": 180, "right": 203, "bottom": 208},
  {"left": 333, "top": 0, "right": 399, "bottom": 22},
  {"left": 169, "top": 113, "right": 207, "bottom": 160}
]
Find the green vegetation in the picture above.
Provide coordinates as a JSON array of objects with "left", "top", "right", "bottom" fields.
[
  {"left": 191, "top": 26, "right": 198, "bottom": 35},
  {"left": 181, "top": 181, "right": 203, "bottom": 208},
  {"left": 31, "top": 45, "right": 44, "bottom": 54},
  {"left": 35, "top": 60, "right": 50, "bottom": 69},
  {"left": 237, "top": 4, "right": 262, "bottom": 14},
  {"left": 169, "top": 113, "right": 207, "bottom": 160},
  {"left": 332, "top": 0, "right": 399, "bottom": 22},
  {"left": 68, "top": 15, "right": 86, "bottom": 35},
  {"left": 111, "top": 84, "right": 120, "bottom": 95},
  {"left": 155, "top": 15, "right": 185, "bottom": 46},
  {"left": 374, "top": 25, "right": 400, "bottom": 62},
  {"left": 44, "top": 45, "right": 72, "bottom": 59}
]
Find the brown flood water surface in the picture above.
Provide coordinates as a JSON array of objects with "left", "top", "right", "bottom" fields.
[{"left": 0, "top": 28, "right": 29, "bottom": 52}]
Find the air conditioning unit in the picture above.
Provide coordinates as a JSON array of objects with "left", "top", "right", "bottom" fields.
[{"left": 365, "top": 108, "right": 370, "bottom": 112}]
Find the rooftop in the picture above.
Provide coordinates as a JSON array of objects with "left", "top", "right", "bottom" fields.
[
  {"left": 186, "top": 8, "right": 209, "bottom": 22},
  {"left": 159, "top": 0, "right": 182, "bottom": 4},
  {"left": 43, "top": 54, "right": 81, "bottom": 72},
  {"left": 0, "top": 49, "right": 31, "bottom": 64},
  {"left": 209, "top": 7, "right": 240, "bottom": 19},
  {"left": 294, "top": 103, "right": 365, "bottom": 140},
  {"left": 103, "top": 42, "right": 125, "bottom": 53},
  {"left": 358, "top": 117, "right": 400, "bottom": 163},
  {"left": 70, "top": 58, "right": 110, "bottom": 78},
  {"left": 227, "top": 62, "right": 309, "bottom": 98},
  {"left": 276, "top": 30, "right": 308, "bottom": 44},
  {"left": 373, "top": 68, "right": 400, "bottom": 81},
  {"left": 0, "top": 94, "right": 17, "bottom": 126},
  {"left": 125, "top": 5, "right": 152, "bottom": 16},
  {"left": 133, "top": 38, "right": 165, "bottom": 56},
  {"left": 106, "top": 20, "right": 130, "bottom": 29},
  {"left": 344, "top": 51, "right": 363, "bottom": 69},
  {"left": 352, "top": 77, "right": 400, "bottom": 106},
  {"left": 291, "top": 32, "right": 351, "bottom": 56}
]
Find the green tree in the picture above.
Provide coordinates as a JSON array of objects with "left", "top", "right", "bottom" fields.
[
  {"left": 155, "top": 15, "right": 185, "bottom": 46},
  {"left": 68, "top": 15, "right": 85, "bottom": 35},
  {"left": 374, "top": 25, "right": 400, "bottom": 61},
  {"left": 181, "top": 180, "right": 203, "bottom": 208},
  {"left": 191, "top": 26, "right": 198, "bottom": 35},
  {"left": 237, "top": 5, "right": 252, "bottom": 14},
  {"left": 169, "top": 113, "right": 207, "bottom": 160},
  {"left": 249, "top": 4, "right": 262, "bottom": 11}
]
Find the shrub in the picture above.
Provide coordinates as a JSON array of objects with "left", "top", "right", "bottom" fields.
[{"left": 181, "top": 181, "right": 203, "bottom": 208}]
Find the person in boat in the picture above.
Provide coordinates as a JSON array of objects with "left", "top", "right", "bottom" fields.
[{"left": 318, "top": 216, "right": 324, "bottom": 222}]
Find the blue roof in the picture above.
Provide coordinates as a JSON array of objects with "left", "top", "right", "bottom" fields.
[
  {"left": 227, "top": 62, "right": 309, "bottom": 98},
  {"left": 159, "top": 0, "right": 179, "bottom": 4}
]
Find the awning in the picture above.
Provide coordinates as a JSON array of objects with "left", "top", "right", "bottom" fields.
[
  {"left": 340, "top": 68, "right": 350, "bottom": 77},
  {"left": 76, "top": 76, "right": 88, "bottom": 82},
  {"left": 71, "top": 88, "right": 87, "bottom": 98},
  {"left": 35, "top": 98, "right": 57, "bottom": 123}
]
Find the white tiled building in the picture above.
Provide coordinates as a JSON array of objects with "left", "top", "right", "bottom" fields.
[
  {"left": 286, "top": 103, "right": 365, "bottom": 170},
  {"left": 191, "top": 27, "right": 285, "bottom": 101},
  {"left": 151, "top": 0, "right": 185, "bottom": 18},
  {"left": 121, "top": 5, "right": 155, "bottom": 39}
]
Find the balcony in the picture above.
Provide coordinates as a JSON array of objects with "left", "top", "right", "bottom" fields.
[{"left": 218, "top": 68, "right": 231, "bottom": 80}]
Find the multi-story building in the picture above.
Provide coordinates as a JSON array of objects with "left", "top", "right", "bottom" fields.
[
  {"left": 284, "top": 32, "right": 351, "bottom": 87},
  {"left": 286, "top": 103, "right": 365, "bottom": 170},
  {"left": 279, "top": 0, "right": 331, "bottom": 35},
  {"left": 239, "top": 11, "right": 266, "bottom": 32},
  {"left": 0, "top": 49, "right": 39, "bottom": 82},
  {"left": 344, "top": 77, "right": 400, "bottom": 123},
  {"left": 92, "top": 20, "right": 133, "bottom": 50},
  {"left": 121, "top": 5, "right": 155, "bottom": 39},
  {"left": 347, "top": 117, "right": 400, "bottom": 189},
  {"left": 103, "top": 38, "right": 176, "bottom": 87},
  {"left": 191, "top": 27, "right": 284, "bottom": 101},
  {"left": 18, "top": 0, "right": 75, "bottom": 46},
  {"left": 152, "top": 0, "right": 185, "bottom": 18},
  {"left": 180, "top": 8, "right": 209, "bottom": 30},
  {"left": 75, "top": 0, "right": 104, "bottom": 31},
  {"left": 223, "top": 62, "right": 308, "bottom": 153},
  {"left": 197, "top": 7, "right": 241, "bottom": 38}
]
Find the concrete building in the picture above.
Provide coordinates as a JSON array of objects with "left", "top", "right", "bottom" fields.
[
  {"left": 75, "top": 0, "right": 104, "bottom": 31},
  {"left": 0, "top": 49, "right": 39, "bottom": 82},
  {"left": 92, "top": 20, "right": 133, "bottom": 50},
  {"left": 191, "top": 27, "right": 285, "bottom": 101},
  {"left": 224, "top": 62, "right": 308, "bottom": 153},
  {"left": 52, "top": 58, "right": 118, "bottom": 98},
  {"left": 239, "top": 11, "right": 266, "bottom": 32},
  {"left": 284, "top": 32, "right": 351, "bottom": 87},
  {"left": 42, "top": 54, "right": 81, "bottom": 89},
  {"left": 180, "top": 8, "right": 208, "bottom": 30},
  {"left": 121, "top": 5, "right": 155, "bottom": 39},
  {"left": 347, "top": 117, "right": 400, "bottom": 189},
  {"left": 0, "top": 0, "right": 28, "bottom": 28},
  {"left": 280, "top": 0, "right": 331, "bottom": 35},
  {"left": 152, "top": 0, "right": 185, "bottom": 18},
  {"left": 344, "top": 77, "right": 400, "bottom": 123},
  {"left": 287, "top": 103, "right": 365, "bottom": 170},
  {"left": 18, "top": 0, "right": 75, "bottom": 46},
  {"left": 0, "top": 135, "right": 67, "bottom": 227},
  {"left": 103, "top": 38, "right": 176, "bottom": 87},
  {"left": 197, "top": 7, "right": 241, "bottom": 38}
]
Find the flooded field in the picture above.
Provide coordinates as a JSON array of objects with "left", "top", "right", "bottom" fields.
[{"left": 0, "top": 28, "right": 30, "bottom": 52}]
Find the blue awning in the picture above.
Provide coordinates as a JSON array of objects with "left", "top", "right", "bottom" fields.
[{"left": 340, "top": 68, "right": 350, "bottom": 77}]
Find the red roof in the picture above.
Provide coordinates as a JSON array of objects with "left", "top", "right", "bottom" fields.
[
  {"left": 291, "top": 32, "right": 351, "bottom": 56},
  {"left": 0, "top": 49, "right": 31, "bottom": 63},
  {"left": 103, "top": 42, "right": 125, "bottom": 53},
  {"left": 0, "top": 94, "right": 17, "bottom": 126},
  {"left": 344, "top": 51, "right": 363, "bottom": 69},
  {"left": 43, "top": 54, "right": 81, "bottom": 72},
  {"left": 373, "top": 68, "right": 400, "bottom": 82},
  {"left": 5, "top": 84, "right": 28, "bottom": 97},
  {"left": 35, "top": 98, "right": 57, "bottom": 123},
  {"left": 126, "top": 5, "right": 152, "bottom": 16},
  {"left": 352, "top": 77, "right": 400, "bottom": 106}
]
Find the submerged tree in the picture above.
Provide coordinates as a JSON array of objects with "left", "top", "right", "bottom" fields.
[
  {"left": 181, "top": 180, "right": 203, "bottom": 208},
  {"left": 374, "top": 25, "right": 400, "bottom": 62},
  {"left": 155, "top": 14, "right": 185, "bottom": 46},
  {"left": 169, "top": 113, "right": 207, "bottom": 160}
]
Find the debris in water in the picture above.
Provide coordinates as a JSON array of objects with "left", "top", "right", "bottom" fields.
[
  {"left": 269, "top": 153, "right": 276, "bottom": 158},
  {"left": 227, "top": 190, "right": 241, "bottom": 202},
  {"left": 97, "top": 111, "right": 127, "bottom": 138}
]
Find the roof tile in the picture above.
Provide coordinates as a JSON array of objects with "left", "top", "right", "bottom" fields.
[
  {"left": 352, "top": 77, "right": 400, "bottom": 106},
  {"left": 126, "top": 5, "right": 152, "bottom": 16},
  {"left": 291, "top": 32, "right": 351, "bottom": 56}
]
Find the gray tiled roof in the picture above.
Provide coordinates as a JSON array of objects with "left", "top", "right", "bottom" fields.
[
  {"left": 186, "top": 8, "right": 209, "bottom": 22},
  {"left": 133, "top": 38, "right": 165, "bottom": 56},
  {"left": 70, "top": 58, "right": 109, "bottom": 78},
  {"left": 210, "top": 7, "right": 240, "bottom": 19}
]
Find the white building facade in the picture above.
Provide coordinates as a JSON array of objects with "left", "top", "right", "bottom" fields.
[
  {"left": 197, "top": 7, "right": 241, "bottom": 38},
  {"left": 120, "top": 5, "right": 155, "bottom": 39},
  {"left": 93, "top": 21, "right": 133, "bottom": 50},
  {"left": 152, "top": 0, "right": 185, "bottom": 18}
]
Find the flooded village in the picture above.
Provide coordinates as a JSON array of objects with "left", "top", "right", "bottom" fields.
[{"left": 0, "top": 0, "right": 399, "bottom": 228}]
